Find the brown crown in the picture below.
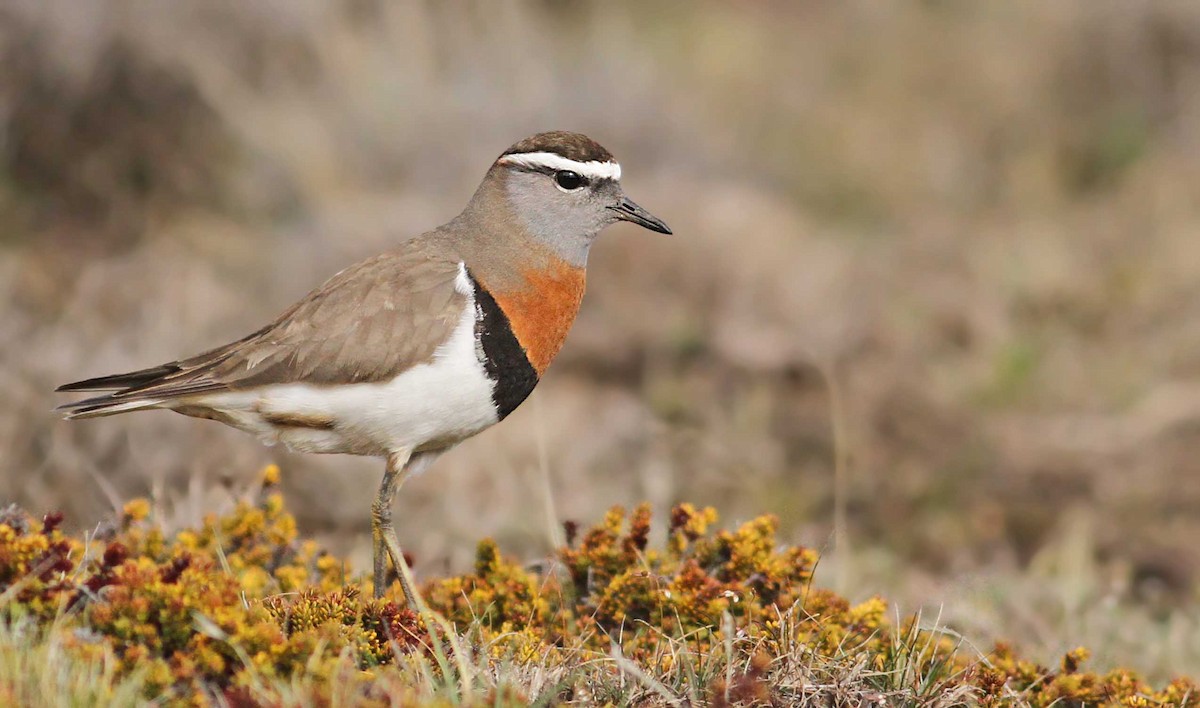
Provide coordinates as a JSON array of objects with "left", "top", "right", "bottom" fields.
[{"left": 501, "top": 131, "right": 615, "bottom": 163}]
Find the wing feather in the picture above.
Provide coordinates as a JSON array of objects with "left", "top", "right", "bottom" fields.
[{"left": 57, "top": 237, "right": 467, "bottom": 417}]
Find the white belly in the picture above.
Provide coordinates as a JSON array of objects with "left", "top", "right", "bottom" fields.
[{"left": 186, "top": 298, "right": 500, "bottom": 457}]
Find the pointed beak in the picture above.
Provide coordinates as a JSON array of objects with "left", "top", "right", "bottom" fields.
[{"left": 608, "top": 197, "right": 672, "bottom": 235}]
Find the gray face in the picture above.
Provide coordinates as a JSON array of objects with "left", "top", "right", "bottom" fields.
[
  {"left": 502, "top": 168, "right": 624, "bottom": 266},
  {"left": 501, "top": 165, "right": 671, "bottom": 267}
]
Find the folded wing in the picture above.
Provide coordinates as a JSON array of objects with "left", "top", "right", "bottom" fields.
[{"left": 57, "top": 239, "right": 466, "bottom": 419}]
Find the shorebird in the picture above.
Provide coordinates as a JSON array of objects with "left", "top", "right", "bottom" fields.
[{"left": 56, "top": 131, "right": 671, "bottom": 608}]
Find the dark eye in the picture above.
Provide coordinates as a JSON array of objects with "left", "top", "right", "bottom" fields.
[{"left": 554, "top": 170, "right": 586, "bottom": 191}]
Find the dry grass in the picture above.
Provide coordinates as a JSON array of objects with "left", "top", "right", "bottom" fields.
[
  {"left": 2, "top": 0, "right": 1200, "bottom": 689},
  {"left": 0, "top": 609, "right": 980, "bottom": 707}
]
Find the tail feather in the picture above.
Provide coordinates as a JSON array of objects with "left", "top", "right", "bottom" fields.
[
  {"left": 57, "top": 395, "right": 166, "bottom": 419},
  {"left": 56, "top": 361, "right": 218, "bottom": 419},
  {"left": 56, "top": 364, "right": 182, "bottom": 392}
]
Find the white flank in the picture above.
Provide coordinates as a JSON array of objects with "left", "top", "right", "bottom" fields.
[
  {"left": 190, "top": 284, "right": 498, "bottom": 457},
  {"left": 498, "top": 152, "right": 622, "bottom": 181}
]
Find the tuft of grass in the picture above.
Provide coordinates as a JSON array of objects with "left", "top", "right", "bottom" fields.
[
  {"left": 0, "top": 466, "right": 1196, "bottom": 706},
  {"left": 0, "top": 615, "right": 148, "bottom": 707}
]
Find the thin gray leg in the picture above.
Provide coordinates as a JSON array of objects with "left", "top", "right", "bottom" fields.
[{"left": 371, "top": 448, "right": 414, "bottom": 603}]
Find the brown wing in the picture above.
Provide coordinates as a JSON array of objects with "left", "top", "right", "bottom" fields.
[
  {"left": 58, "top": 237, "right": 467, "bottom": 413},
  {"left": 209, "top": 246, "right": 465, "bottom": 388}
]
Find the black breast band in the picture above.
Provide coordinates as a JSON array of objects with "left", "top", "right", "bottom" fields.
[{"left": 469, "top": 272, "right": 540, "bottom": 419}]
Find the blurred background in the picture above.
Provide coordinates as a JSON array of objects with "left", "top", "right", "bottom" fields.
[{"left": 3, "top": 0, "right": 1200, "bottom": 678}]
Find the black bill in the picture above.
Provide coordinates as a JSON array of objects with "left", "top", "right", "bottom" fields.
[{"left": 609, "top": 197, "right": 672, "bottom": 234}]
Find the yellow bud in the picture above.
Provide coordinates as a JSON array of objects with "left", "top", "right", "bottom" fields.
[
  {"left": 261, "top": 464, "right": 281, "bottom": 486},
  {"left": 122, "top": 498, "right": 151, "bottom": 523}
]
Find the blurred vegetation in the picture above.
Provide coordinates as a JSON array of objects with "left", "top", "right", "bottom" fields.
[{"left": 2, "top": 0, "right": 1200, "bottom": 683}]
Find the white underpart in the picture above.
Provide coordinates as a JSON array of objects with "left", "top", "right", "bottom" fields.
[
  {"left": 498, "top": 152, "right": 622, "bottom": 181},
  {"left": 187, "top": 262, "right": 498, "bottom": 457}
]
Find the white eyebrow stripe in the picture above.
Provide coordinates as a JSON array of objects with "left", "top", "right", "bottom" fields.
[{"left": 498, "top": 152, "right": 622, "bottom": 181}]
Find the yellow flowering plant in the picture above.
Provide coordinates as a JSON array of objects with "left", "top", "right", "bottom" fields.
[{"left": 0, "top": 466, "right": 1195, "bottom": 706}]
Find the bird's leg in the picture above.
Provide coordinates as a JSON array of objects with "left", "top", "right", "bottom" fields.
[
  {"left": 371, "top": 516, "right": 388, "bottom": 599},
  {"left": 371, "top": 448, "right": 419, "bottom": 607}
]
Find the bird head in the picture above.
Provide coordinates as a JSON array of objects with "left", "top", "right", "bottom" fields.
[{"left": 470, "top": 131, "right": 670, "bottom": 266}]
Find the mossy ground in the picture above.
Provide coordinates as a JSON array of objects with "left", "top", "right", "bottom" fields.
[{"left": 0, "top": 466, "right": 1195, "bottom": 706}]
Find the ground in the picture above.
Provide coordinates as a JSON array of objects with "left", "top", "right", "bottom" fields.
[{"left": 1, "top": 467, "right": 1195, "bottom": 705}]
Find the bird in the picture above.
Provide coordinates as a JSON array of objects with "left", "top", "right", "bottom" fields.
[{"left": 56, "top": 131, "right": 671, "bottom": 608}]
